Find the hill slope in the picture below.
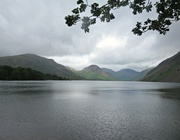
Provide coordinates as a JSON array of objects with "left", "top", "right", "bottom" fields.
[
  {"left": 76, "top": 65, "right": 118, "bottom": 80},
  {"left": 0, "top": 65, "right": 68, "bottom": 80},
  {"left": 0, "top": 54, "right": 81, "bottom": 79},
  {"left": 101, "top": 68, "right": 118, "bottom": 79},
  {"left": 102, "top": 68, "right": 151, "bottom": 81},
  {"left": 116, "top": 69, "right": 139, "bottom": 81},
  {"left": 142, "top": 51, "right": 180, "bottom": 82},
  {"left": 133, "top": 68, "right": 154, "bottom": 80}
]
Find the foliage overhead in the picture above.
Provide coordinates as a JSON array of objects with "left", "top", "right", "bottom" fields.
[{"left": 65, "top": 0, "right": 180, "bottom": 35}]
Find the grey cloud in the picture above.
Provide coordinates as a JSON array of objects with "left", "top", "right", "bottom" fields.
[
  {"left": 0, "top": 0, "right": 179, "bottom": 71},
  {"left": 0, "top": 0, "right": 100, "bottom": 57}
]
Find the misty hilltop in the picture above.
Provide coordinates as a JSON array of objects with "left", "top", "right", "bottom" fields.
[{"left": 0, "top": 51, "right": 180, "bottom": 82}]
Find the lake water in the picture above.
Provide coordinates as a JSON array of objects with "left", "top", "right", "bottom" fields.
[{"left": 0, "top": 81, "right": 180, "bottom": 140}]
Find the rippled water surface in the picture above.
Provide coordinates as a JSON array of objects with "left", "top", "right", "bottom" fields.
[{"left": 0, "top": 81, "right": 180, "bottom": 140}]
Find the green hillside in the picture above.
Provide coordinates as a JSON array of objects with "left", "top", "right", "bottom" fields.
[
  {"left": 0, "top": 54, "right": 81, "bottom": 80},
  {"left": 75, "top": 65, "right": 118, "bottom": 80},
  {"left": 133, "top": 68, "right": 154, "bottom": 80},
  {"left": 0, "top": 65, "right": 68, "bottom": 80},
  {"left": 142, "top": 51, "right": 180, "bottom": 82},
  {"left": 102, "top": 68, "right": 152, "bottom": 81}
]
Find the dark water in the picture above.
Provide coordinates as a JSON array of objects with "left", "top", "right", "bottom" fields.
[{"left": 0, "top": 81, "right": 180, "bottom": 140}]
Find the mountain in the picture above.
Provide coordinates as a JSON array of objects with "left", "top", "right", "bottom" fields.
[
  {"left": 0, "top": 53, "right": 161, "bottom": 81},
  {"left": 133, "top": 68, "right": 154, "bottom": 80},
  {"left": 142, "top": 51, "right": 180, "bottom": 82},
  {"left": 76, "top": 66, "right": 151, "bottom": 81},
  {"left": 102, "top": 68, "right": 140, "bottom": 81},
  {"left": 75, "top": 65, "right": 118, "bottom": 80},
  {"left": 0, "top": 54, "right": 81, "bottom": 80},
  {"left": 116, "top": 69, "right": 139, "bottom": 81},
  {"left": 102, "top": 68, "right": 152, "bottom": 81},
  {"left": 65, "top": 66, "right": 77, "bottom": 72},
  {"left": 101, "top": 68, "right": 117, "bottom": 78},
  {"left": 0, "top": 65, "right": 68, "bottom": 80}
]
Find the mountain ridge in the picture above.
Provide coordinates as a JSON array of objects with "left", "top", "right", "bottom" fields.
[
  {"left": 101, "top": 68, "right": 152, "bottom": 81},
  {"left": 0, "top": 52, "right": 179, "bottom": 82},
  {"left": 75, "top": 65, "right": 118, "bottom": 80},
  {"left": 0, "top": 54, "right": 81, "bottom": 80},
  {"left": 142, "top": 51, "right": 180, "bottom": 82}
]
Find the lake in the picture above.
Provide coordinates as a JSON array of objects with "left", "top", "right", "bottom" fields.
[{"left": 0, "top": 81, "right": 180, "bottom": 140}]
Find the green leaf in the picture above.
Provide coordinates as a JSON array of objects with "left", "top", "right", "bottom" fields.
[
  {"left": 165, "top": 20, "right": 171, "bottom": 25},
  {"left": 80, "top": 4, "right": 87, "bottom": 12},
  {"left": 110, "top": 13, "right": 115, "bottom": 20},
  {"left": 77, "top": 0, "right": 84, "bottom": 5},
  {"left": 90, "top": 18, "right": 96, "bottom": 25},
  {"left": 72, "top": 8, "right": 79, "bottom": 14}
]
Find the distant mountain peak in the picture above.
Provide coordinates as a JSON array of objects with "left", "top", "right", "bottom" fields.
[
  {"left": 83, "top": 65, "right": 102, "bottom": 72},
  {"left": 117, "top": 69, "right": 139, "bottom": 74},
  {"left": 75, "top": 64, "right": 118, "bottom": 80},
  {"left": 86, "top": 64, "right": 100, "bottom": 68}
]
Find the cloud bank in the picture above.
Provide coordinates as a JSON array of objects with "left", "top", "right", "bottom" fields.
[{"left": 0, "top": 0, "right": 179, "bottom": 71}]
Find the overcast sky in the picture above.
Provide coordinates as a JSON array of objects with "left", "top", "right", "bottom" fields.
[{"left": 0, "top": 0, "right": 179, "bottom": 71}]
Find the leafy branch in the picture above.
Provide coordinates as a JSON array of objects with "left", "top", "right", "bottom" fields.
[{"left": 65, "top": 0, "right": 180, "bottom": 35}]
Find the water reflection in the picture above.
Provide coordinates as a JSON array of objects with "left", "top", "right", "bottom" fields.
[
  {"left": 1, "top": 81, "right": 180, "bottom": 99},
  {"left": 0, "top": 81, "right": 56, "bottom": 95},
  {"left": 157, "top": 88, "right": 180, "bottom": 99},
  {"left": 0, "top": 81, "right": 180, "bottom": 140}
]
